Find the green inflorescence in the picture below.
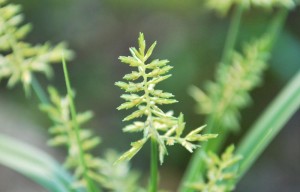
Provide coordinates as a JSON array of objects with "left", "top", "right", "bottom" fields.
[
  {"left": 188, "top": 145, "right": 242, "bottom": 192},
  {"left": 40, "top": 87, "right": 102, "bottom": 189},
  {"left": 41, "top": 86, "right": 144, "bottom": 192},
  {"left": 189, "top": 36, "right": 271, "bottom": 131},
  {"left": 116, "top": 33, "right": 217, "bottom": 164},
  {"left": 0, "top": 0, "right": 73, "bottom": 95}
]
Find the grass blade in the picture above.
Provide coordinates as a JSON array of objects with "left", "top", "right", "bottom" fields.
[
  {"left": 236, "top": 69, "right": 300, "bottom": 179},
  {"left": 0, "top": 134, "right": 82, "bottom": 192}
]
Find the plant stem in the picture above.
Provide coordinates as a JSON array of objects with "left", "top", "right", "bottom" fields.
[
  {"left": 220, "top": 3, "right": 244, "bottom": 65},
  {"left": 62, "top": 58, "right": 99, "bottom": 192},
  {"left": 266, "top": 8, "right": 289, "bottom": 49},
  {"left": 150, "top": 138, "right": 158, "bottom": 192},
  {"left": 31, "top": 75, "right": 49, "bottom": 104},
  {"left": 141, "top": 57, "right": 159, "bottom": 192},
  {"left": 236, "top": 69, "right": 300, "bottom": 180}
]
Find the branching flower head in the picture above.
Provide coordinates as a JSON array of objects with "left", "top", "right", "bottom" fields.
[
  {"left": 116, "top": 33, "right": 217, "bottom": 164},
  {"left": 188, "top": 145, "right": 242, "bottom": 192},
  {"left": 41, "top": 65, "right": 145, "bottom": 191},
  {"left": 189, "top": 36, "right": 271, "bottom": 131},
  {"left": 0, "top": 0, "right": 73, "bottom": 94},
  {"left": 40, "top": 87, "right": 102, "bottom": 188}
]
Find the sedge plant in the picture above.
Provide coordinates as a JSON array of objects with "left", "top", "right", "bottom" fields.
[{"left": 0, "top": 0, "right": 299, "bottom": 192}]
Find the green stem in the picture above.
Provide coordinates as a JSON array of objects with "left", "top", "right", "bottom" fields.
[
  {"left": 220, "top": 3, "right": 244, "bottom": 65},
  {"left": 205, "top": 127, "right": 229, "bottom": 153},
  {"left": 236, "top": 69, "right": 300, "bottom": 180},
  {"left": 266, "top": 9, "right": 289, "bottom": 49},
  {"left": 140, "top": 54, "right": 159, "bottom": 192},
  {"left": 62, "top": 58, "right": 99, "bottom": 192},
  {"left": 150, "top": 138, "right": 158, "bottom": 192},
  {"left": 31, "top": 75, "right": 49, "bottom": 104}
]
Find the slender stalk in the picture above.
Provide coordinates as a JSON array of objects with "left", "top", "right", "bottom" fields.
[
  {"left": 141, "top": 57, "right": 159, "bottom": 192},
  {"left": 236, "top": 69, "right": 300, "bottom": 179},
  {"left": 205, "top": 127, "right": 229, "bottom": 153},
  {"left": 62, "top": 58, "right": 99, "bottom": 192},
  {"left": 266, "top": 8, "right": 289, "bottom": 49},
  {"left": 150, "top": 138, "right": 158, "bottom": 192},
  {"left": 31, "top": 75, "right": 49, "bottom": 104},
  {"left": 220, "top": 3, "right": 244, "bottom": 65}
]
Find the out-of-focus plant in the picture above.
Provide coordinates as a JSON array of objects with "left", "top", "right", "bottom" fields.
[
  {"left": 187, "top": 145, "right": 242, "bottom": 192},
  {"left": 39, "top": 60, "right": 144, "bottom": 192},
  {"left": 40, "top": 85, "right": 101, "bottom": 191},
  {"left": 189, "top": 36, "right": 271, "bottom": 132},
  {"left": 0, "top": 0, "right": 73, "bottom": 95},
  {"left": 180, "top": 0, "right": 300, "bottom": 191}
]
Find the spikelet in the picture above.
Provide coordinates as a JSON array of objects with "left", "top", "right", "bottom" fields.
[{"left": 116, "top": 33, "right": 217, "bottom": 164}]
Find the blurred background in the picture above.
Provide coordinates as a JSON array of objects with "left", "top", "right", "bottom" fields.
[{"left": 0, "top": 0, "right": 299, "bottom": 191}]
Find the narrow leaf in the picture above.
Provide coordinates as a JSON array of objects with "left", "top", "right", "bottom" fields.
[
  {"left": 236, "top": 70, "right": 300, "bottom": 180},
  {"left": 0, "top": 134, "right": 80, "bottom": 192}
]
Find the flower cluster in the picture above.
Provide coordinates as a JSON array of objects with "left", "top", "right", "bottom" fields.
[
  {"left": 40, "top": 87, "right": 101, "bottom": 188},
  {"left": 189, "top": 36, "right": 271, "bottom": 131},
  {"left": 41, "top": 86, "right": 144, "bottom": 191},
  {"left": 116, "top": 33, "right": 217, "bottom": 164},
  {"left": 0, "top": 0, "right": 73, "bottom": 94},
  {"left": 188, "top": 145, "right": 242, "bottom": 192}
]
